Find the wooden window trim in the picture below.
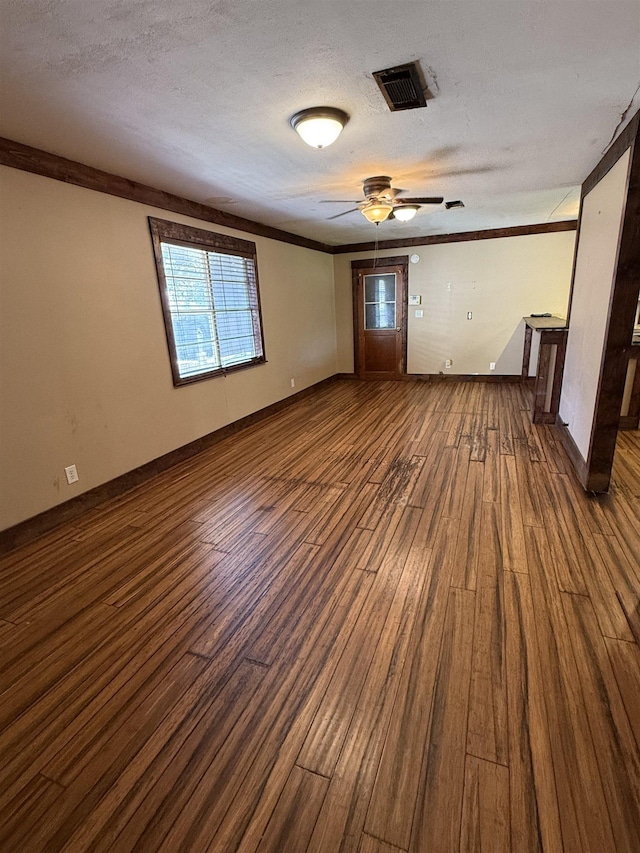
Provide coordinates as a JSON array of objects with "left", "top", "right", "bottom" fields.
[{"left": 149, "top": 217, "right": 267, "bottom": 386}]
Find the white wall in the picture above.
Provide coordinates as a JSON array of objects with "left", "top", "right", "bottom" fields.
[
  {"left": 559, "top": 148, "right": 631, "bottom": 460},
  {"left": 0, "top": 166, "right": 337, "bottom": 529},
  {"left": 334, "top": 231, "right": 576, "bottom": 375}
]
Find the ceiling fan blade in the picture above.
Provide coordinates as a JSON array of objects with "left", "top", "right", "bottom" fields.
[
  {"left": 319, "top": 199, "right": 361, "bottom": 203},
  {"left": 327, "top": 208, "right": 361, "bottom": 220},
  {"left": 399, "top": 196, "right": 444, "bottom": 205}
]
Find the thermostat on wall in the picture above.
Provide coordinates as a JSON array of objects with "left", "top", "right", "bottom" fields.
[
  {"left": 410, "top": 254, "right": 420, "bottom": 264},
  {"left": 409, "top": 294, "right": 421, "bottom": 305}
]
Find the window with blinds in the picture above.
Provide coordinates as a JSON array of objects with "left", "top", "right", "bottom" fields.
[{"left": 149, "top": 217, "right": 266, "bottom": 386}]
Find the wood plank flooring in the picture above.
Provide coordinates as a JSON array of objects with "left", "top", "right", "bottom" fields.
[{"left": 1, "top": 379, "right": 639, "bottom": 852}]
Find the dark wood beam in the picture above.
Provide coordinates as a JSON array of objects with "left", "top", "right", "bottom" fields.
[
  {"left": 582, "top": 111, "right": 640, "bottom": 197},
  {"left": 1, "top": 137, "right": 581, "bottom": 256},
  {"left": 0, "top": 136, "right": 333, "bottom": 255},
  {"left": 332, "top": 220, "right": 578, "bottom": 254},
  {"left": 583, "top": 113, "right": 640, "bottom": 491}
]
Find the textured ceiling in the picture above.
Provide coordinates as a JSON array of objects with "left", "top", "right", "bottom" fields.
[{"left": 1, "top": 0, "right": 639, "bottom": 245}]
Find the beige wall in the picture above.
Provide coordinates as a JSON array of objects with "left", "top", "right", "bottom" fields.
[
  {"left": 0, "top": 166, "right": 337, "bottom": 529},
  {"left": 0, "top": 163, "right": 578, "bottom": 531},
  {"left": 334, "top": 231, "right": 576, "bottom": 375},
  {"left": 559, "top": 148, "right": 632, "bottom": 460}
]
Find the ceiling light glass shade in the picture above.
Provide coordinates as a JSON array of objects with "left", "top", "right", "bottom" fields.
[
  {"left": 392, "top": 204, "right": 420, "bottom": 222},
  {"left": 361, "top": 200, "right": 394, "bottom": 223},
  {"left": 290, "top": 107, "right": 349, "bottom": 148}
]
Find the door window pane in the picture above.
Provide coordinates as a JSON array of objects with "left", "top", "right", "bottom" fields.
[
  {"left": 364, "top": 274, "right": 396, "bottom": 329},
  {"left": 365, "top": 303, "right": 396, "bottom": 329}
]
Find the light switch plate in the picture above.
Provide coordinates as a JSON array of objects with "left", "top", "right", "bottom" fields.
[{"left": 415, "top": 309, "right": 424, "bottom": 318}]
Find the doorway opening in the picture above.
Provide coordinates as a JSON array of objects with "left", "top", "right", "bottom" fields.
[{"left": 351, "top": 256, "right": 408, "bottom": 379}]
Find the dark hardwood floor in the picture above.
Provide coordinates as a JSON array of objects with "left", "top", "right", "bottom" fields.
[{"left": 1, "top": 379, "right": 639, "bottom": 852}]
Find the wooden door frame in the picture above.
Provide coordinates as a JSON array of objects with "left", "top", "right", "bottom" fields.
[{"left": 351, "top": 256, "right": 409, "bottom": 379}]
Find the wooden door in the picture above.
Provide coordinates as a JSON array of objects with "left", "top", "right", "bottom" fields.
[{"left": 352, "top": 257, "right": 408, "bottom": 379}]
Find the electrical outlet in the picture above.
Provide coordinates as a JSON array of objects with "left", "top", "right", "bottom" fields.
[
  {"left": 64, "top": 464, "right": 79, "bottom": 485},
  {"left": 290, "top": 378, "right": 295, "bottom": 388},
  {"left": 445, "top": 359, "right": 452, "bottom": 369},
  {"left": 446, "top": 282, "right": 452, "bottom": 291},
  {"left": 467, "top": 311, "right": 473, "bottom": 320},
  {"left": 490, "top": 362, "right": 496, "bottom": 371}
]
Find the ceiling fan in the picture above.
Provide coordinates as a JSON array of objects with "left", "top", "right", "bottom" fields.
[{"left": 321, "top": 175, "right": 460, "bottom": 223}]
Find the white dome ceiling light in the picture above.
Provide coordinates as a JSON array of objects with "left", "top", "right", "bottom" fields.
[
  {"left": 392, "top": 204, "right": 420, "bottom": 222},
  {"left": 290, "top": 107, "right": 349, "bottom": 149}
]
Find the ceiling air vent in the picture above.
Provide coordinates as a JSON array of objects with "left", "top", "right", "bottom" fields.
[{"left": 372, "top": 62, "right": 428, "bottom": 112}]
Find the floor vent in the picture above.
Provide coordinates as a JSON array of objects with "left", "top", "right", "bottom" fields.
[{"left": 372, "top": 62, "right": 428, "bottom": 111}]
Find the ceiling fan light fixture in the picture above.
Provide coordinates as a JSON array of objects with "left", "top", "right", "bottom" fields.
[
  {"left": 361, "top": 200, "right": 394, "bottom": 223},
  {"left": 290, "top": 107, "right": 349, "bottom": 148},
  {"left": 392, "top": 204, "right": 420, "bottom": 222}
]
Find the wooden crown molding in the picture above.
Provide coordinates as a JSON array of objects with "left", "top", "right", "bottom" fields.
[
  {"left": 1, "top": 136, "right": 580, "bottom": 255},
  {"left": 0, "top": 136, "right": 332, "bottom": 254},
  {"left": 332, "top": 219, "right": 578, "bottom": 254}
]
